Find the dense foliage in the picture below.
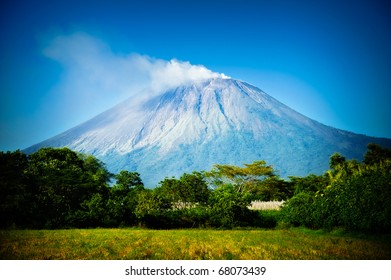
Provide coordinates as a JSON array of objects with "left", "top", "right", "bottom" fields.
[
  {"left": 1, "top": 143, "right": 390, "bottom": 232},
  {"left": 282, "top": 144, "right": 391, "bottom": 233},
  {"left": 1, "top": 148, "right": 112, "bottom": 228}
]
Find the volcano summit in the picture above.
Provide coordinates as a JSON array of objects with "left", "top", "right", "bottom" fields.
[{"left": 26, "top": 78, "right": 391, "bottom": 186}]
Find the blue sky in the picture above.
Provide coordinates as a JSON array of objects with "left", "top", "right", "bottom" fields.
[{"left": 1, "top": 0, "right": 391, "bottom": 151}]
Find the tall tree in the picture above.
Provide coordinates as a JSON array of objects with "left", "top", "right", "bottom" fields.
[
  {"left": 115, "top": 171, "right": 144, "bottom": 191},
  {"left": 105, "top": 171, "right": 145, "bottom": 226},
  {"left": 205, "top": 160, "right": 275, "bottom": 192},
  {"left": 27, "top": 147, "right": 111, "bottom": 228},
  {"left": 157, "top": 172, "right": 210, "bottom": 206},
  {"left": 363, "top": 143, "right": 391, "bottom": 165}
]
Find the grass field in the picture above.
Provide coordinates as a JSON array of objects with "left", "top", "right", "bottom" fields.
[{"left": 1, "top": 228, "right": 390, "bottom": 260}]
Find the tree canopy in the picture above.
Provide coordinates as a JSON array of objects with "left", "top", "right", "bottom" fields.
[
  {"left": 1, "top": 143, "right": 390, "bottom": 232},
  {"left": 204, "top": 160, "right": 275, "bottom": 191}
]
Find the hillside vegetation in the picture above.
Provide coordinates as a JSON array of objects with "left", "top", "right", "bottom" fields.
[{"left": 1, "top": 143, "right": 390, "bottom": 233}]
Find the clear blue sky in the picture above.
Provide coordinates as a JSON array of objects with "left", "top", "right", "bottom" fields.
[{"left": 1, "top": 0, "right": 391, "bottom": 151}]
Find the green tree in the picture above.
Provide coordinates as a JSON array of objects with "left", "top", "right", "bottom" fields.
[
  {"left": 115, "top": 171, "right": 144, "bottom": 191},
  {"left": 281, "top": 192, "right": 316, "bottom": 227},
  {"left": 157, "top": 172, "right": 210, "bottom": 206},
  {"left": 208, "top": 184, "right": 254, "bottom": 228},
  {"left": 70, "top": 193, "right": 107, "bottom": 227},
  {"left": 329, "top": 153, "right": 346, "bottom": 170},
  {"left": 105, "top": 171, "right": 144, "bottom": 226},
  {"left": 323, "top": 160, "right": 391, "bottom": 232},
  {"left": 363, "top": 143, "right": 391, "bottom": 165},
  {"left": 205, "top": 160, "right": 275, "bottom": 192},
  {"left": 82, "top": 155, "right": 112, "bottom": 188},
  {"left": 247, "top": 176, "right": 294, "bottom": 201},
  {"left": 0, "top": 150, "right": 32, "bottom": 228},
  {"left": 289, "top": 174, "right": 329, "bottom": 195},
  {"left": 134, "top": 189, "right": 172, "bottom": 228},
  {"left": 283, "top": 145, "right": 391, "bottom": 233},
  {"left": 177, "top": 172, "right": 210, "bottom": 204},
  {"left": 155, "top": 177, "right": 181, "bottom": 205},
  {"left": 27, "top": 147, "right": 110, "bottom": 228}
]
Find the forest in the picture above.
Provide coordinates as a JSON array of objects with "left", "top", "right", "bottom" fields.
[{"left": 0, "top": 143, "right": 390, "bottom": 233}]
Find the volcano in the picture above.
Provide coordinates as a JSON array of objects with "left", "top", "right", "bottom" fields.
[{"left": 26, "top": 78, "right": 391, "bottom": 186}]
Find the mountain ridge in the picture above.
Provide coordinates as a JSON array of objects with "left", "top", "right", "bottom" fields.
[{"left": 26, "top": 78, "right": 391, "bottom": 186}]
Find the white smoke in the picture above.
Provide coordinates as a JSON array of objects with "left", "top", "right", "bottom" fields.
[
  {"left": 149, "top": 59, "right": 229, "bottom": 92},
  {"left": 43, "top": 32, "right": 229, "bottom": 105}
]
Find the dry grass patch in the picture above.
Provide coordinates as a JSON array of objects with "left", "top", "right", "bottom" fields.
[{"left": 1, "top": 228, "right": 390, "bottom": 260}]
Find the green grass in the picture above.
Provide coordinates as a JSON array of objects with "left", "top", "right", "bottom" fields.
[{"left": 1, "top": 228, "right": 390, "bottom": 260}]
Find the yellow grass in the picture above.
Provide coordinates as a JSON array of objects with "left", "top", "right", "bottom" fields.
[{"left": 1, "top": 228, "right": 390, "bottom": 260}]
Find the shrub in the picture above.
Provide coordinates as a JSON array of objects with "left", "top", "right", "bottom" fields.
[
  {"left": 254, "top": 210, "right": 282, "bottom": 228},
  {"left": 281, "top": 192, "right": 316, "bottom": 228},
  {"left": 323, "top": 161, "right": 391, "bottom": 233},
  {"left": 208, "top": 184, "right": 255, "bottom": 228},
  {"left": 282, "top": 158, "right": 391, "bottom": 233}
]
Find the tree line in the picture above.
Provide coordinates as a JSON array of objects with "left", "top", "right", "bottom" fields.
[{"left": 0, "top": 143, "right": 390, "bottom": 232}]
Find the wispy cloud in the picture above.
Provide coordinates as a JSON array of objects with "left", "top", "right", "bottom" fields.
[{"left": 43, "top": 32, "right": 228, "bottom": 109}]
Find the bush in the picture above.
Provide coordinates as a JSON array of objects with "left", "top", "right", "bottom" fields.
[
  {"left": 323, "top": 162, "right": 391, "bottom": 233},
  {"left": 282, "top": 158, "right": 391, "bottom": 233},
  {"left": 136, "top": 207, "right": 211, "bottom": 229},
  {"left": 281, "top": 192, "right": 315, "bottom": 228},
  {"left": 254, "top": 210, "right": 282, "bottom": 228},
  {"left": 177, "top": 207, "right": 211, "bottom": 228},
  {"left": 208, "top": 184, "right": 255, "bottom": 228}
]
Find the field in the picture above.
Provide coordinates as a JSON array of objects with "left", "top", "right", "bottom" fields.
[{"left": 1, "top": 228, "right": 391, "bottom": 260}]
